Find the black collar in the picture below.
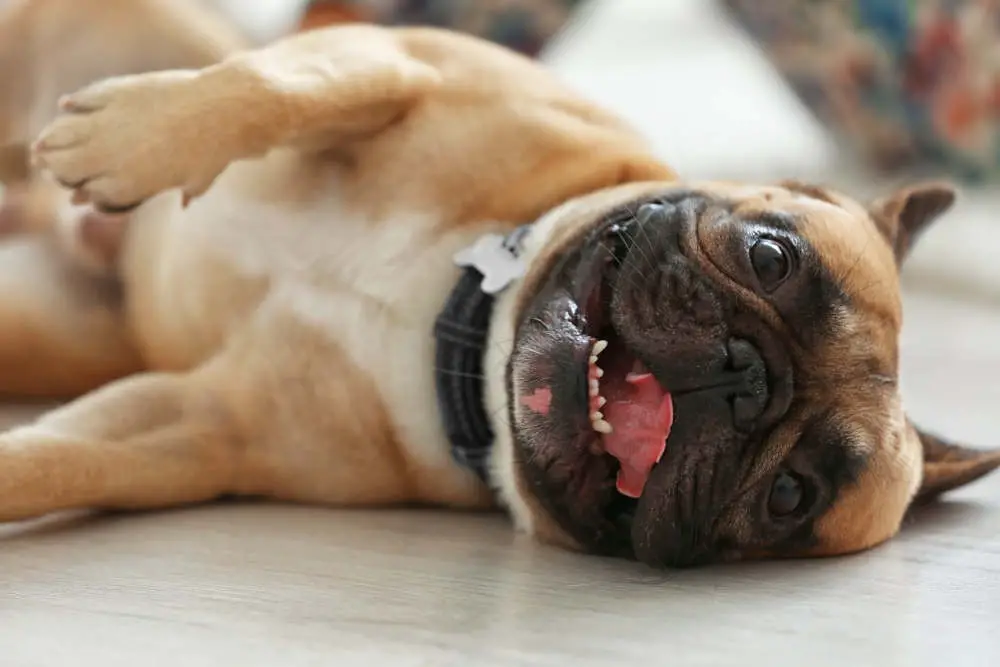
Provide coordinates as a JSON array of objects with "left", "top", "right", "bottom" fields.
[{"left": 434, "top": 225, "right": 532, "bottom": 484}]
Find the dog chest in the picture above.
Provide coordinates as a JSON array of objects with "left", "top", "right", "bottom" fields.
[{"left": 122, "top": 153, "right": 500, "bottom": 497}]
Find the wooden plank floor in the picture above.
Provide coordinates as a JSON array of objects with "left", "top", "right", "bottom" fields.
[{"left": 2, "top": 289, "right": 999, "bottom": 666}]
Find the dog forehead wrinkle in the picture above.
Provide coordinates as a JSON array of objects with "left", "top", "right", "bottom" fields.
[
  {"left": 782, "top": 181, "right": 839, "bottom": 204},
  {"left": 789, "top": 193, "right": 844, "bottom": 216}
]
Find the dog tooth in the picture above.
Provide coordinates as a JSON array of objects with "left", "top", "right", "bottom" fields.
[
  {"left": 593, "top": 419, "right": 613, "bottom": 434},
  {"left": 590, "top": 411, "right": 604, "bottom": 421},
  {"left": 589, "top": 379, "right": 599, "bottom": 395},
  {"left": 595, "top": 368, "right": 604, "bottom": 378},
  {"left": 589, "top": 355, "right": 598, "bottom": 365},
  {"left": 596, "top": 396, "right": 607, "bottom": 408},
  {"left": 593, "top": 340, "right": 609, "bottom": 355}
]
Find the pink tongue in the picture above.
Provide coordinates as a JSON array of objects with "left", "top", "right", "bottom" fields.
[{"left": 602, "top": 373, "right": 674, "bottom": 499}]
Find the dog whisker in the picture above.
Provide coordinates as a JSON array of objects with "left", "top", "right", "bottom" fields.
[{"left": 434, "top": 367, "right": 487, "bottom": 380}]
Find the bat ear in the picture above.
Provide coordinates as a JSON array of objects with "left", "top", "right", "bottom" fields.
[
  {"left": 868, "top": 182, "right": 957, "bottom": 264},
  {"left": 913, "top": 424, "right": 1000, "bottom": 503}
]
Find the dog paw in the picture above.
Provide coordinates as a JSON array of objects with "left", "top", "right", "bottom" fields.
[{"left": 32, "top": 71, "right": 228, "bottom": 212}]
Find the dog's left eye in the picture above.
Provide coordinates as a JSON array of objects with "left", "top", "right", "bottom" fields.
[
  {"left": 768, "top": 471, "right": 804, "bottom": 517},
  {"left": 750, "top": 238, "right": 793, "bottom": 291}
]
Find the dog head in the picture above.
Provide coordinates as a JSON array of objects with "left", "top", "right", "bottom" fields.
[{"left": 485, "top": 180, "right": 1000, "bottom": 568}]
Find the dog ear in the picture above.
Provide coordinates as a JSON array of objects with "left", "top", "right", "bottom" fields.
[
  {"left": 869, "top": 182, "right": 957, "bottom": 263},
  {"left": 912, "top": 424, "right": 1000, "bottom": 503}
]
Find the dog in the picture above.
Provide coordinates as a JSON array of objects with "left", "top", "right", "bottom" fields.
[{"left": 0, "top": 0, "right": 997, "bottom": 568}]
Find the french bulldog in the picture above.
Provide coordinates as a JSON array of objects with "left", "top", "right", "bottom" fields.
[{"left": 1, "top": 0, "right": 997, "bottom": 568}]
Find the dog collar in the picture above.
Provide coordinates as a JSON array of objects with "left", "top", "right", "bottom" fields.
[{"left": 434, "top": 225, "right": 532, "bottom": 484}]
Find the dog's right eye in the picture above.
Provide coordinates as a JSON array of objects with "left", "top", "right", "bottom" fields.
[
  {"left": 750, "top": 238, "right": 793, "bottom": 292},
  {"left": 768, "top": 470, "right": 805, "bottom": 518}
]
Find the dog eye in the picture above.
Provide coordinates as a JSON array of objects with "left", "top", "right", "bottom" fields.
[
  {"left": 768, "top": 471, "right": 804, "bottom": 517},
  {"left": 750, "top": 238, "right": 792, "bottom": 291}
]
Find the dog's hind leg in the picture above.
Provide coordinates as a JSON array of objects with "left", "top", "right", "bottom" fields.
[
  {"left": 0, "top": 313, "right": 412, "bottom": 523},
  {"left": 0, "top": 369, "right": 242, "bottom": 522},
  {"left": 0, "top": 235, "right": 142, "bottom": 399}
]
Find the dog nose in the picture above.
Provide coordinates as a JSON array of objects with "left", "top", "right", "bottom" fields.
[
  {"left": 661, "top": 337, "right": 769, "bottom": 432},
  {"left": 726, "top": 338, "right": 769, "bottom": 432}
]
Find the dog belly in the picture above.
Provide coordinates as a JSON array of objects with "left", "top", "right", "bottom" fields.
[
  {"left": 120, "top": 189, "right": 266, "bottom": 370},
  {"left": 119, "top": 152, "right": 342, "bottom": 369}
]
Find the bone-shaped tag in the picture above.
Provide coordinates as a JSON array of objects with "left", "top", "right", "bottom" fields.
[{"left": 453, "top": 232, "right": 527, "bottom": 294}]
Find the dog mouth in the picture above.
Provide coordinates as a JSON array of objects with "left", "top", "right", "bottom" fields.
[
  {"left": 570, "top": 209, "right": 676, "bottom": 499},
  {"left": 584, "top": 333, "right": 674, "bottom": 499},
  {"left": 512, "top": 204, "right": 679, "bottom": 549}
]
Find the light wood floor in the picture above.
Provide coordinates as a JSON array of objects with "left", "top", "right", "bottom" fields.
[{"left": 2, "top": 290, "right": 999, "bottom": 666}]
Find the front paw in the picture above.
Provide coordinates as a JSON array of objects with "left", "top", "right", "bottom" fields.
[{"left": 32, "top": 71, "right": 227, "bottom": 212}]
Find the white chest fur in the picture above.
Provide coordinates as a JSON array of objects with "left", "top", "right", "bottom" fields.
[{"left": 123, "top": 151, "right": 506, "bottom": 477}]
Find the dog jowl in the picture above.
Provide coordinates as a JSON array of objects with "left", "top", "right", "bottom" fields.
[{"left": 497, "top": 180, "right": 1000, "bottom": 568}]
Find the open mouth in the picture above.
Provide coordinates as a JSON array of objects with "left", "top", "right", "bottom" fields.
[
  {"left": 574, "top": 204, "right": 676, "bottom": 500},
  {"left": 586, "top": 338, "right": 673, "bottom": 498},
  {"left": 513, "top": 200, "right": 690, "bottom": 552}
]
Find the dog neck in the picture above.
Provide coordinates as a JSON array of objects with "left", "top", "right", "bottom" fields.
[{"left": 433, "top": 225, "right": 532, "bottom": 484}]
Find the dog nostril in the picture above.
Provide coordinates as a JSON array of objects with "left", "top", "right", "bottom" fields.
[
  {"left": 727, "top": 338, "right": 759, "bottom": 371},
  {"left": 726, "top": 338, "right": 769, "bottom": 431},
  {"left": 732, "top": 394, "right": 764, "bottom": 431}
]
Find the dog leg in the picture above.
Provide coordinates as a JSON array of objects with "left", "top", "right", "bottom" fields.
[
  {"left": 0, "top": 371, "right": 241, "bottom": 522},
  {"left": 32, "top": 25, "right": 441, "bottom": 211},
  {"left": 0, "top": 318, "right": 475, "bottom": 521},
  {"left": 0, "top": 236, "right": 141, "bottom": 398},
  {"left": 0, "top": 0, "right": 247, "bottom": 150}
]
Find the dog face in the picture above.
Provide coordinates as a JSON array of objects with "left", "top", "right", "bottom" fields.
[{"left": 488, "top": 180, "right": 1000, "bottom": 568}]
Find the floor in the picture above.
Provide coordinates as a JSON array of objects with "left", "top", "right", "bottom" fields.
[
  {"left": 4, "top": 0, "right": 1000, "bottom": 665},
  {"left": 2, "top": 292, "right": 999, "bottom": 667}
]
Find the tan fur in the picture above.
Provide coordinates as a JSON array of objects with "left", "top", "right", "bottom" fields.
[
  {"left": 0, "top": 0, "right": 249, "bottom": 269},
  {"left": 2, "top": 5, "right": 671, "bottom": 522},
  {"left": 0, "top": 1, "right": 994, "bottom": 564},
  {"left": 0, "top": 236, "right": 142, "bottom": 398},
  {"left": 810, "top": 417, "right": 922, "bottom": 556}
]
